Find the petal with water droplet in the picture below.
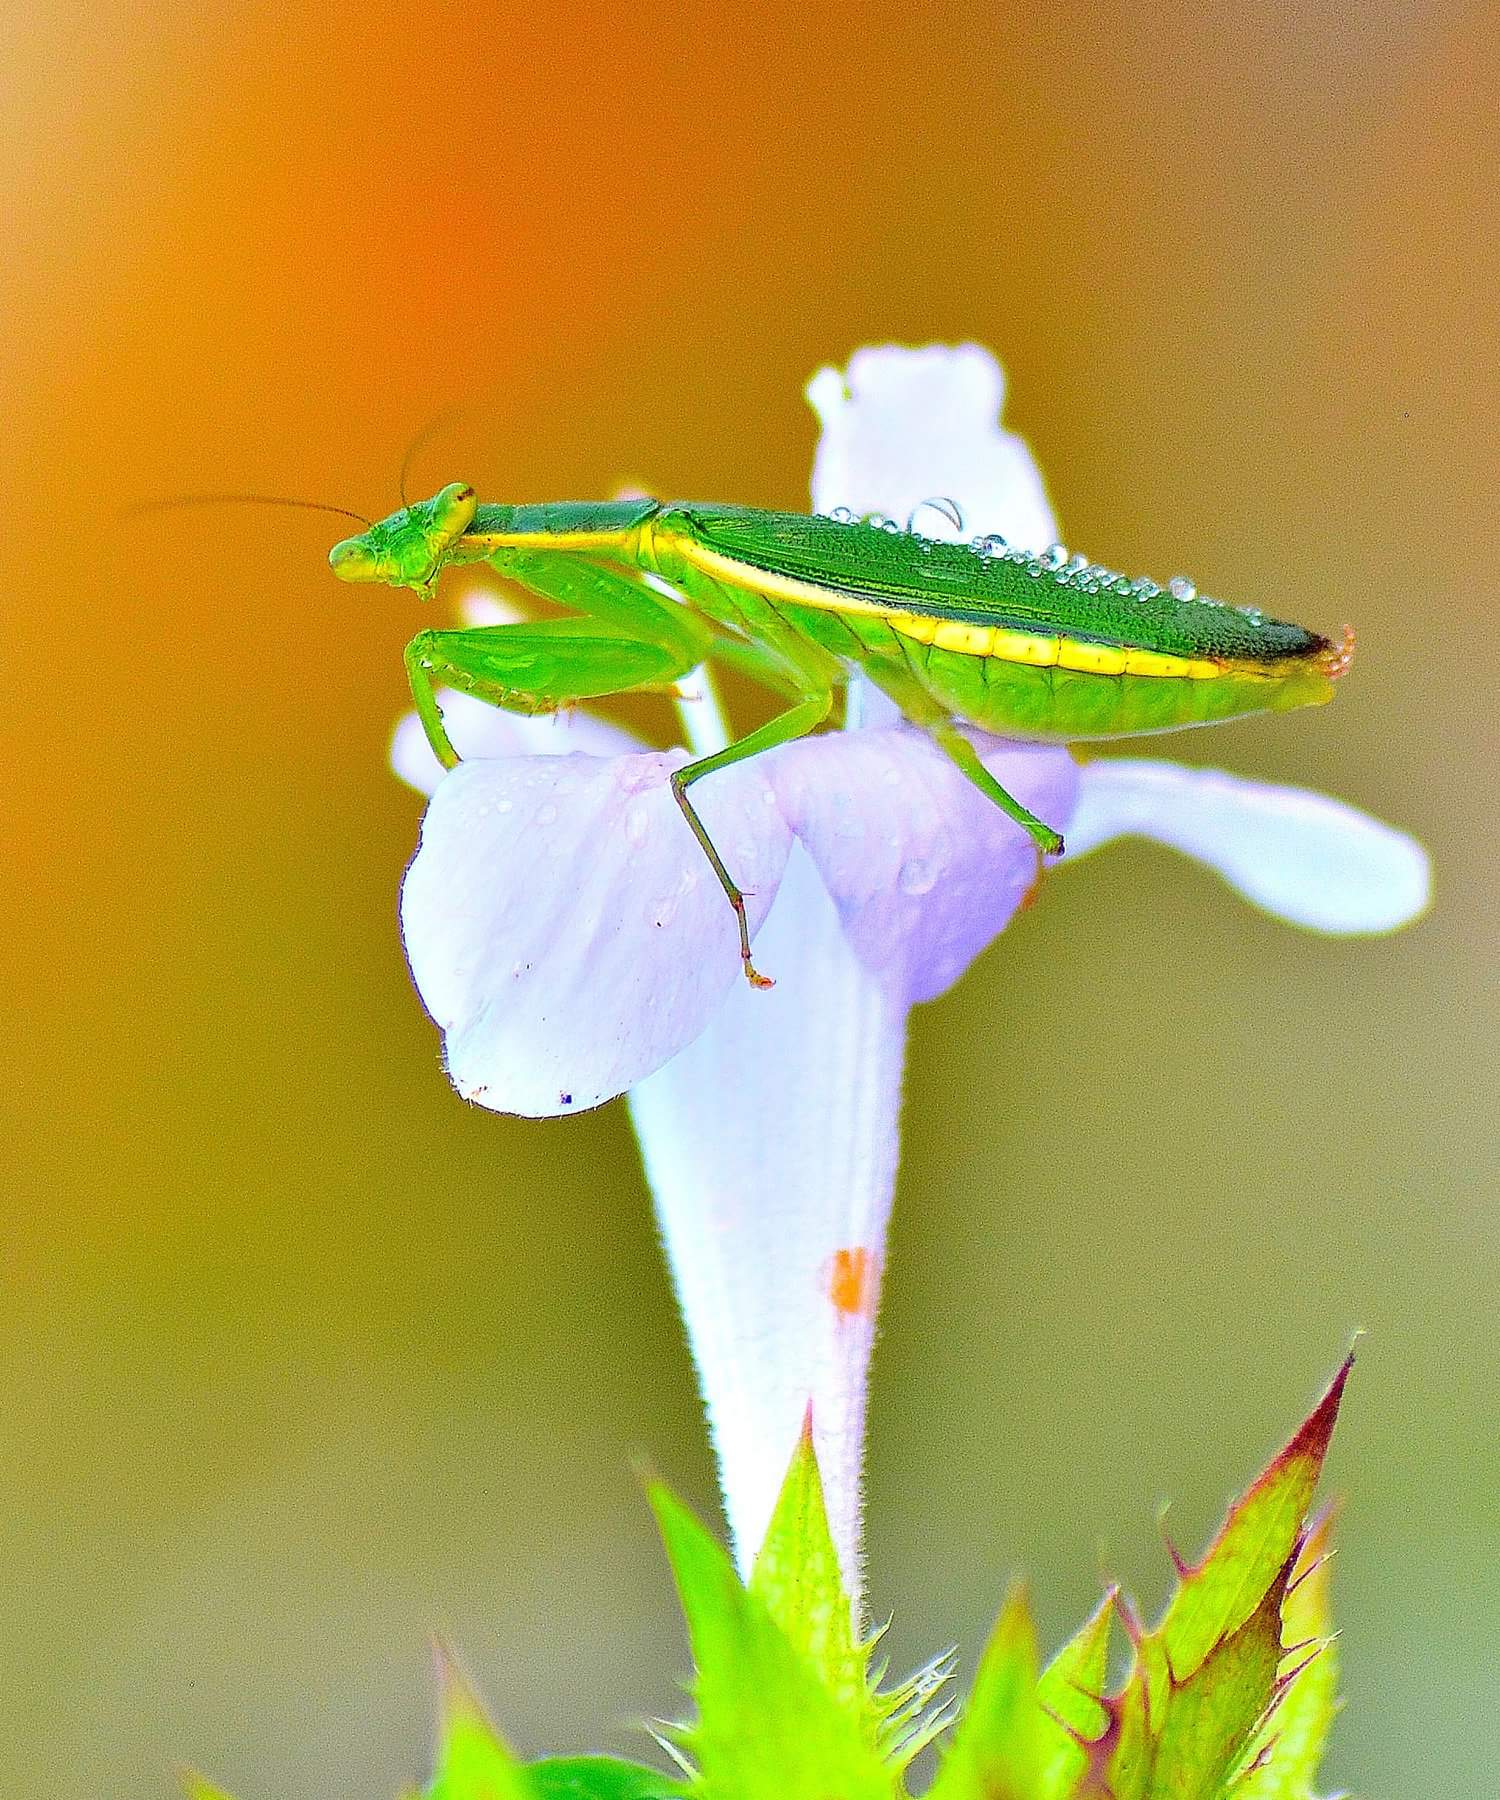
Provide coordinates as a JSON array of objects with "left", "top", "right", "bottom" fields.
[
  {"left": 806, "top": 343, "right": 1059, "bottom": 551},
  {"left": 765, "top": 726, "right": 1079, "bottom": 1004},
  {"left": 1065, "top": 758, "right": 1431, "bottom": 934},
  {"left": 401, "top": 751, "right": 793, "bottom": 1115}
]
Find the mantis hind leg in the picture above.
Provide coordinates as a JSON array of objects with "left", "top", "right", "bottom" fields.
[
  {"left": 672, "top": 690, "right": 834, "bottom": 988},
  {"left": 928, "top": 720, "right": 1065, "bottom": 857},
  {"left": 859, "top": 654, "right": 1066, "bottom": 856},
  {"left": 670, "top": 609, "right": 842, "bottom": 986},
  {"left": 405, "top": 619, "right": 700, "bottom": 768}
]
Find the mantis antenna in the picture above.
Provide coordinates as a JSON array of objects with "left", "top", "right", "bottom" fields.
[
  {"left": 398, "top": 405, "right": 470, "bottom": 507},
  {"left": 125, "top": 494, "right": 373, "bottom": 526}
]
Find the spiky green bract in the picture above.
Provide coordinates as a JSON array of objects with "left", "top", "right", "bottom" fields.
[
  {"left": 929, "top": 1586, "right": 1114, "bottom": 1800},
  {"left": 1159, "top": 1358, "right": 1351, "bottom": 1683},
  {"left": 925, "top": 1357, "right": 1349, "bottom": 1800},
  {"left": 527, "top": 1758, "right": 684, "bottom": 1798},
  {"left": 1235, "top": 1509, "right": 1340, "bottom": 1800},
  {"left": 424, "top": 1658, "right": 678, "bottom": 1800},
  {"left": 425, "top": 1658, "right": 532, "bottom": 1800},
  {"left": 1089, "top": 1356, "right": 1351, "bottom": 1800},
  {"left": 747, "top": 1413, "right": 868, "bottom": 1721},
  {"left": 649, "top": 1475, "right": 892, "bottom": 1800},
  {"left": 177, "top": 1365, "right": 1349, "bottom": 1800}
]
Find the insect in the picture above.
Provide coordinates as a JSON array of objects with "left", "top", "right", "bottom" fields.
[{"left": 330, "top": 484, "right": 1354, "bottom": 986}]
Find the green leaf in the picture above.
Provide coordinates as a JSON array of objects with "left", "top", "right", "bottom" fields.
[
  {"left": 649, "top": 1480, "right": 892, "bottom": 1800},
  {"left": 747, "top": 1409, "right": 868, "bottom": 1723},
  {"left": 425, "top": 1654, "right": 532, "bottom": 1800},
  {"left": 526, "top": 1756, "right": 683, "bottom": 1799},
  {"left": 1089, "top": 1357, "right": 1351, "bottom": 1800},
  {"left": 1235, "top": 1508, "right": 1340, "bottom": 1800}
]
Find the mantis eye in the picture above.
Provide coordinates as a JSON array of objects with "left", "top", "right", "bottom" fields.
[
  {"left": 329, "top": 536, "right": 380, "bottom": 582},
  {"left": 429, "top": 481, "right": 477, "bottom": 542}
]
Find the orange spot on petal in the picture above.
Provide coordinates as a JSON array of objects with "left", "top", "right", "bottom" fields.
[{"left": 826, "top": 1246, "right": 881, "bottom": 1319}]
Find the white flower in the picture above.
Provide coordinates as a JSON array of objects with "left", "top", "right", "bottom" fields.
[{"left": 392, "top": 346, "right": 1430, "bottom": 1604}]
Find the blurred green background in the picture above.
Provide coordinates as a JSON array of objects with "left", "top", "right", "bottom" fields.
[{"left": 4, "top": 0, "right": 1494, "bottom": 1793}]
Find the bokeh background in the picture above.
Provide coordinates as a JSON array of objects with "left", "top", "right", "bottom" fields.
[{"left": 4, "top": 0, "right": 1495, "bottom": 1793}]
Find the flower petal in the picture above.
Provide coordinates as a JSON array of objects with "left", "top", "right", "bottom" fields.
[
  {"left": 766, "top": 726, "right": 1079, "bottom": 1003},
  {"left": 1067, "top": 758, "right": 1432, "bottom": 934},
  {"left": 400, "top": 751, "right": 793, "bottom": 1115},
  {"left": 807, "top": 343, "right": 1059, "bottom": 550},
  {"left": 390, "top": 692, "right": 639, "bottom": 800},
  {"left": 629, "top": 845, "right": 907, "bottom": 1603}
]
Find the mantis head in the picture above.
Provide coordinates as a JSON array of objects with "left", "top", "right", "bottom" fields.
[{"left": 328, "top": 481, "right": 478, "bottom": 595}]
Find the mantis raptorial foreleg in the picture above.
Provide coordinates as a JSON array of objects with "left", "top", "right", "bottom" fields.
[
  {"left": 404, "top": 619, "right": 701, "bottom": 768},
  {"left": 407, "top": 550, "right": 714, "bottom": 766}
]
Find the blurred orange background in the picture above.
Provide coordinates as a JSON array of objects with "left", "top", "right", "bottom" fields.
[{"left": 3, "top": 0, "right": 1495, "bottom": 1794}]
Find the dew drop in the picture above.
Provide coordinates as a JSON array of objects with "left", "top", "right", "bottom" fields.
[
  {"left": 1065, "top": 553, "right": 1090, "bottom": 574},
  {"left": 907, "top": 495, "right": 965, "bottom": 535},
  {"left": 624, "top": 804, "right": 651, "bottom": 846},
  {"left": 1040, "top": 543, "right": 1068, "bottom": 570},
  {"left": 1168, "top": 576, "right": 1197, "bottom": 601},
  {"left": 495, "top": 798, "right": 514, "bottom": 814},
  {"left": 972, "top": 532, "right": 1008, "bottom": 559},
  {"left": 1237, "top": 604, "right": 1266, "bottom": 624},
  {"left": 898, "top": 857, "right": 937, "bottom": 895},
  {"left": 1130, "top": 576, "right": 1161, "bottom": 599},
  {"left": 535, "top": 801, "right": 559, "bottom": 825},
  {"left": 829, "top": 506, "right": 855, "bottom": 523}
]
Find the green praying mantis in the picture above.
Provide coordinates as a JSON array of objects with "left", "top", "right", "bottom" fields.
[{"left": 327, "top": 483, "right": 1353, "bottom": 986}]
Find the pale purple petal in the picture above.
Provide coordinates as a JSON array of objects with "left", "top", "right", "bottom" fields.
[
  {"left": 807, "top": 343, "right": 1059, "bottom": 550},
  {"left": 400, "top": 752, "right": 793, "bottom": 1116},
  {"left": 1067, "top": 758, "right": 1432, "bottom": 934},
  {"left": 766, "top": 726, "right": 1079, "bottom": 1003},
  {"left": 629, "top": 846, "right": 906, "bottom": 1606},
  {"left": 390, "top": 692, "right": 639, "bottom": 800}
]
